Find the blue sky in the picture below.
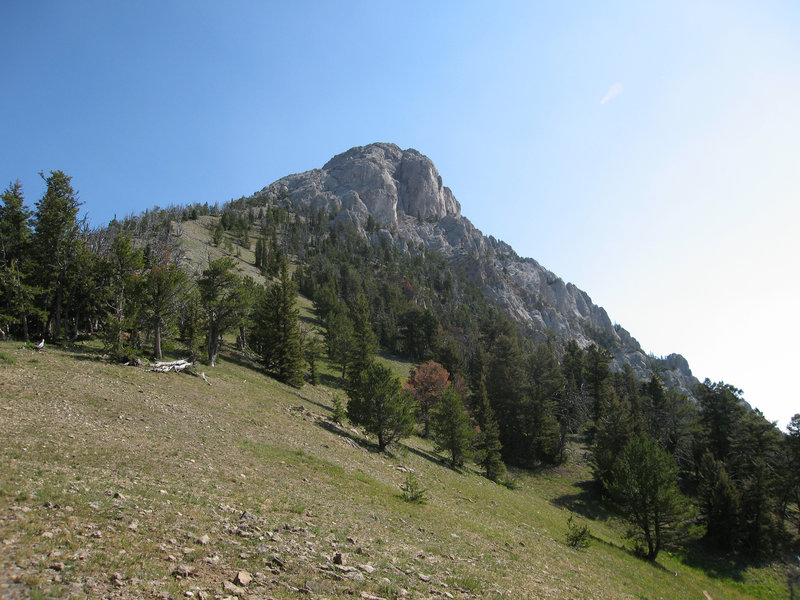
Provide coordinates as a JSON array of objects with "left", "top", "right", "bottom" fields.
[{"left": 2, "top": 1, "right": 799, "bottom": 427}]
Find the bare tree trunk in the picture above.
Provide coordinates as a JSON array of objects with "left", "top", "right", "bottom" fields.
[
  {"left": 154, "top": 320, "right": 163, "bottom": 360},
  {"left": 208, "top": 323, "right": 219, "bottom": 367}
]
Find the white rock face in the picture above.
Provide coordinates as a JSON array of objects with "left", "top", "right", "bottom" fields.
[{"left": 256, "top": 143, "right": 696, "bottom": 393}]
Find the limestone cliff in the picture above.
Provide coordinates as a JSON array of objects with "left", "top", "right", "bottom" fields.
[{"left": 253, "top": 143, "right": 697, "bottom": 393}]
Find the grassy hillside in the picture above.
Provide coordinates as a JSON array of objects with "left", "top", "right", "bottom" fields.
[{"left": 0, "top": 341, "right": 788, "bottom": 599}]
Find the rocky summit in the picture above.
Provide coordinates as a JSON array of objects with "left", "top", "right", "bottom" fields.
[{"left": 255, "top": 142, "right": 696, "bottom": 393}]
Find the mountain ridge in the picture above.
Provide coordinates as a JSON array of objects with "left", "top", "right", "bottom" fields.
[{"left": 250, "top": 142, "right": 696, "bottom": 393}]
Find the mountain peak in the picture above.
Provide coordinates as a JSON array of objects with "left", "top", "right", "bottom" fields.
[
  {"left": 265, "top": 143, "right": 460, "bottom": 230},
  {"left": 257, "top": 143, "right": 697, "bottom": 394}
]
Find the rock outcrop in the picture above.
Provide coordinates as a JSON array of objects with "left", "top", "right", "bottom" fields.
[{"left": 255, "top": 143, "right": 697, "bottom": 394}]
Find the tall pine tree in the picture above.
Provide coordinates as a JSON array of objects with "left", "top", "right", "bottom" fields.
[
  {"left": 254, "top": 258, "right": 304, "bottom": 387},
  {"left": 32, "top": 171, "right": 82, "bottom": 339}
]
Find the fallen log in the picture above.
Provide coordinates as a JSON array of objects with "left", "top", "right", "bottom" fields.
[{"left": 146, "top": 359, "right": 193, "bottom": 373}]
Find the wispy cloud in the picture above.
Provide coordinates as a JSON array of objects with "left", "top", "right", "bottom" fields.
[{"left": 600, "top": 82, "right": 624, "bottom": 105}]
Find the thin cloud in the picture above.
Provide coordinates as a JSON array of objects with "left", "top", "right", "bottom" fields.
[{"left": 600, "top": 82, "right": 624, "bottom": 105}]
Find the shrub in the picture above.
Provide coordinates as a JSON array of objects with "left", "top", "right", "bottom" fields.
[
  {"left": 566, "top": 514, "right": 592, "bottom": 550},
  {"left": 400, "top": 472, "right": 427, "bottom": 505}
]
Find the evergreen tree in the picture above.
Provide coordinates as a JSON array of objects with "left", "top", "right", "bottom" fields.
[
  {"left": 469, "top": 348, "right": 506, "bottom": 481},
  {"left": 324, "top": 305, "right": 354, "bottom": 380},
  {"left": 431, "top": 385, "right": 475, "bottom": 469},
  {"left": 0, "top": 180, "right": 37, "bottom": 340},
  {"left": 346, "top": 361, "right": 415, "bottom": 451},
  {"left": 101, "top": 231, "right": 144, "bottom": 360},
  {"left": 592, "top": 388, "right": 635, "bottom": 489},
  {"left": 253, "top": 259, "right": 304, "bottom": 387},
  {"left": 345, "top": 291, "right": 377, "bottom": 391},
  {"left": 32, "top": 171, "right": 82, "bottom": 339},
  {"left": 728, "top": 408, "right": 783, "bottom": 554},
  {"left": 607, "top": 435, "right": 694, "bottom": 560},
  {"left": 695, "top": 379, "right": 747, "bottom": 462},
  {"left": 527, "top": 343, "right": 565, "bottom": 464},
  {"left": 197, "top": 257, "right": 251, "bottom": 366},
  {"left": 486, "top": 334, "right": 527, "bottom": 464},
  {"left": 0, "top": 180, "right": 31, "bottom": 266},
  {"left": 585, "top": 344, "right": 613, "bottom": 433},
  {"left": 303, "top": 333, "right": 323, "bottom": 385},
  {"left": 784, "top": 414, "right": 800, "bottom": 534},
  {"left": 139, "top": 259, "right": 187, "bottom": 360},
  {"left": 697, "top": 451, "right": 740, "bottom": 551}
]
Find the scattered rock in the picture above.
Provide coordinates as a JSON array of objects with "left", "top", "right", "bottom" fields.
[
  {"left": 198, "top": 534, "right": 211, "bottom": 545},
  {"left": 172, "top": 564, "right": 194, "bottom": 578},
  {"left": 233, "top": 570, "right": 251, "bottom": 587},
  {"left": 222, "top": 580, "right": 245, "bottom": 596},
  {"left": 48, "top": 562, "right": 65, "bottom": 571},
  {"left": 268, "top": 554, "right": 285, "bottom": 569}
]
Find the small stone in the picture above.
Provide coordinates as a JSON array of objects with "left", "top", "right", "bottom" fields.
[
  {"left": 233, "top": 571, "right": 251, "bottom": 587},
  {"left": 418, "top": 573, "right": 430, "bottom": 582},
  {"left": 222, "top": 580, "right": 245, "bottom": 596},
  {"left": 127, "top": 521, "right": 138, "bottom": 532},
  {"left": 172, "top": 564, "right": 194, "bottom": 578},
  {"left": 359, "top": 564, "right": 376, "bottom": 574},
  {"left": 49, "top": 562, "right": 65, "bottom": 571},
  {"left": 198, "top": 534, "right": 210, "bottom": 545},
  {"left": 42, "top": 531, "right": 54, "bottom": 539}
]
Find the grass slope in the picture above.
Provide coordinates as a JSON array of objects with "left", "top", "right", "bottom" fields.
[{"left": 0, "top": 343, "right": 788, "bottom": 600}]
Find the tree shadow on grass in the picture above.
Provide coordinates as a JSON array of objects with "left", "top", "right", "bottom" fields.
[
  {"left": 550, "top": 479, "right": 615, "bottom": 522},
  {"left": 675, "top": 540, "right": 771, "bottom": 583}
]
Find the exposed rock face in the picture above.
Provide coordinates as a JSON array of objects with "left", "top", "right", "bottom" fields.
[{"left": 256, "top": 143, "right": 697, "bottom": 394}]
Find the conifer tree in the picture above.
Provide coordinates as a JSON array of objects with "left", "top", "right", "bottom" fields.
[
  {"left": 0, "top": 180, "right": 37, "bottom": 340},
  {"left": 345, "top": 291, "right": 377, "bottom": 391},
  {"left": 254, "top": 258, "right": 304, "bottom": 387},
  {"left": 197, "top": 256, "right": 251, "bottom": 366},
  {"left": 139, "top": 259, "right": 187, "bottom": 360},
  {"left": 470, "top": 349, "right": 506, "bottom": 481},
  {"left": 325, "top": 305, "right": 354, "bottom": 380},
  {"left": 346, "top": 361, "right": 415, "bottom": 451},
  {"left": 607, "top": 434, "right": 694, "bottom": 560},
  {"left": 431, "top": 385, "right": 474, "bottom": 469},
  {"left": 32, "top": 171, "right": 82, "bottom": 339},
  {"left": 101, "top": 231, "right": 144, "bottom": 360}
]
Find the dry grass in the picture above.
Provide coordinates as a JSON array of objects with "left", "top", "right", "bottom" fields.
[{"left": 0, "top": 340, "right": 789, "bottom": 599}]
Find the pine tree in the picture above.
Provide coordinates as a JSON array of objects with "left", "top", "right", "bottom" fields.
[
  {"left": 139, "top": 259, "right": 187, "bottom": 360},
  {"left": 697, "top": 451, "right": 740, "bottom": 551},
  {"left": 431, "top": 385, "right": 474, "bottom": 469},
  {"left": 470, "top": 349, "right": 506, "bottom": 481},
  {"left": 325, "top": 306, "right": 354, "bottom": 380},
  {"left": 345, "top": 291, "right": 377, "bottom": 392},
  {"left": 607, "top": 435, "right": 694, "bottom": 561},
  {"left": 346, "top": 362, "right": 415, "bottom": 451},
  {"left": 0, "top": 180, "right": 37, "bottom": 340},
  {"left": 32, "top": 171, "right": 82, "bottom": 339},
  {"left": 197, "top": 257, "right": 251, "bottom": 366},
  {"left": 254, "top": 258, "right": 304, "bottom": 387}
]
